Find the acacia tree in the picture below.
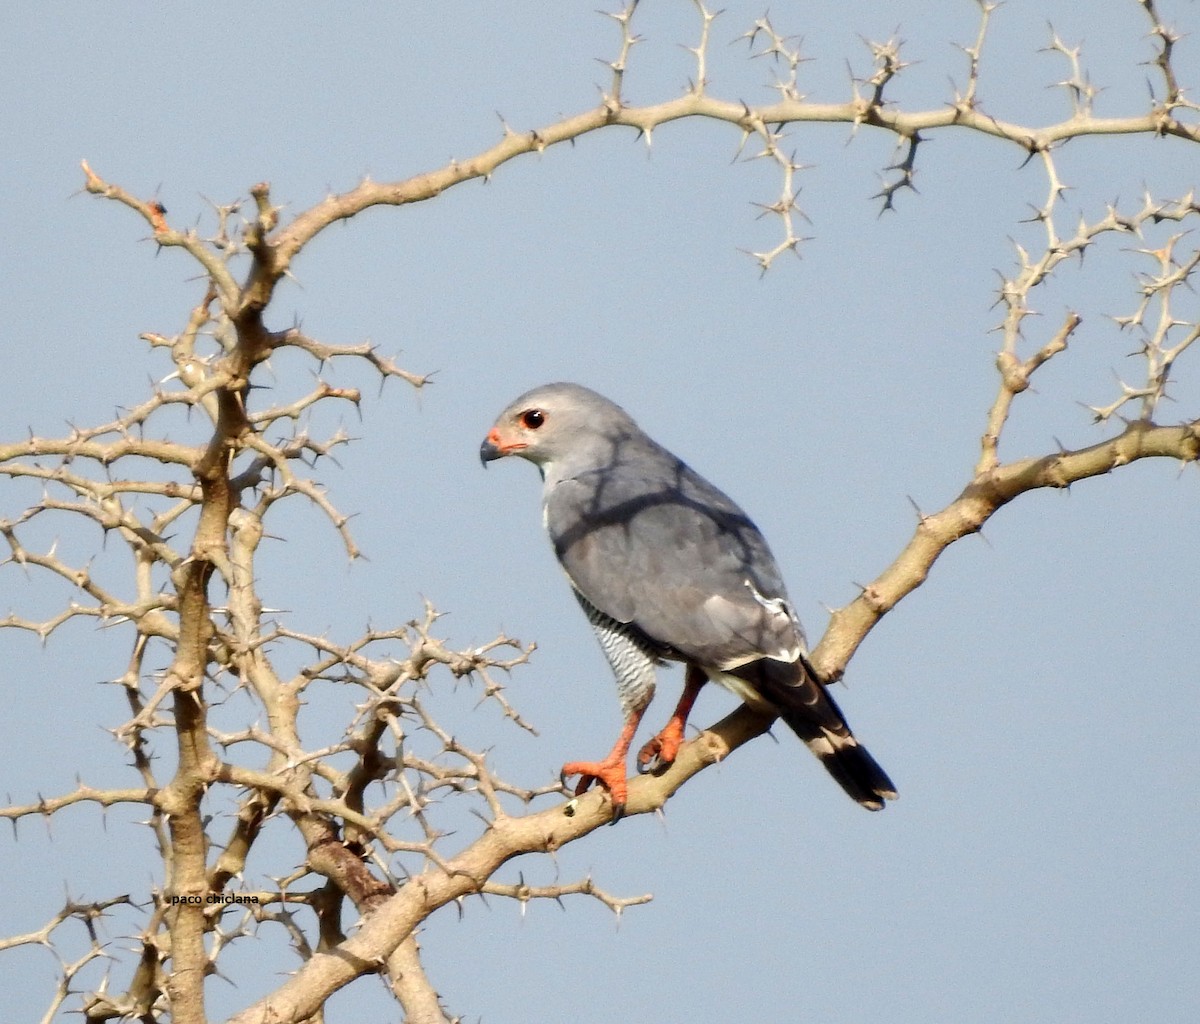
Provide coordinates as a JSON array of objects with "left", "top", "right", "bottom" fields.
[{"left": 2, "top": 3, "right": 1198, "bottom": 1022}]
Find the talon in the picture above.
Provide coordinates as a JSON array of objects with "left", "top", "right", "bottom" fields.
[
  {"left": 636, "top": 737, "right": 660, "bottom": 772},
  {"left": 557, "top": 712, "right": 644, "bottom": 823},
  {"left": 637, "top": 727, "right": 682, "bottom": 775},
  {"left": 635, "top": 737, "right": 668, "bottom": 775},
  {"left": 636, "top": 667, "right": 704, "bottom": 776},
  {"left": 561, "top": 755, "right": 629, "bottom": 818},
  {"left": 561, "top": 767, "right": 596, "bottom": 796}
]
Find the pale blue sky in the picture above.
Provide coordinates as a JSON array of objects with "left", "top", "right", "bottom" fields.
[{"left": 2, "top": 2, "right": 1198, "bottom": 1022}]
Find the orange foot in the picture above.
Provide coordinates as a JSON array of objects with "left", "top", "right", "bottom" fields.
[
  {"left": 561, "top": 756, "right": 630, "bottom": 822},
  {"left": 637, "top": 665, "right": 706, "bottom": 775},
  {"left": 636, "top": 719, "right": 686, "bottom": 774}
]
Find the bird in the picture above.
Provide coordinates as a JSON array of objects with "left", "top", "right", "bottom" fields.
[{"left": 480, "top": 382, "right": 896, "bottom": 821}]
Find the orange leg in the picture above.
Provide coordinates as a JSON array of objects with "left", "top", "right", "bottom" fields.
[
  {"left": 561, "top": 707, "right": 646, "bottom": 823},
  {"left": 637, "top": 665, "right": 706, "bottom": 773}
]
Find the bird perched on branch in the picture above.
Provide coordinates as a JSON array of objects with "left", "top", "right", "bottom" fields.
[{"left": 481, "top": 382, "right": 895, "bottom": 821}]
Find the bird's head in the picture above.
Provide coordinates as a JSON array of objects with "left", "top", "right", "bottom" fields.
[{"left": 480, "top": 382, "right": 638, "bottom": 474}]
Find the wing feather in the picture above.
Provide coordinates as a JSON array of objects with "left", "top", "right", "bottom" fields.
[{"left": 545, "top": 449, "right": 803, "bottom": 669}]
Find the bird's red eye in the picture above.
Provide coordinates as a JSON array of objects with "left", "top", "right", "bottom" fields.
[{"left": 520, "top": 409, "right": 546, "bottom": 430}]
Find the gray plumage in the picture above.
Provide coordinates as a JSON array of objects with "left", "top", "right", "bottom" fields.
[{"left": 481, "top": 382, "right": 896, "bottom": 812}]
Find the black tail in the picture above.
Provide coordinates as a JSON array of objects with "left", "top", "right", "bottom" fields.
[{"left": 733, "top": 656, "right": 897, "bottom": 811}]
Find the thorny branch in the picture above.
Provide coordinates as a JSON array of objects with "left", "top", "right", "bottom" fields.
[
  {"left": 227, "top": 1, "right": 1198, "bottom": 275},
  {"left": 3, "top": 3, "right": 1200, "bottom": 1023}
]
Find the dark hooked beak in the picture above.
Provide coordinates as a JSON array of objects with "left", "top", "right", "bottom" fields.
[
  {"left": 480, "top": 427, "right": 527, "bottom": 466},
  {"left": 479, "top": 436, "right": 503, "bottom": 466},
  {"left": 480, "top": 426, "right": 508, "bottom": 467}
]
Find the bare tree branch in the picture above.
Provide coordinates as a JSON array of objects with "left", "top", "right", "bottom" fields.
[{"left": 3, "top": 4, "right": 1198, "bottom": 1021}]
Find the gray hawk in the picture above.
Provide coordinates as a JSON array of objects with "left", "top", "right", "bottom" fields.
[{"left": 480, "top": 382, "right": 896, "bottom": 820}]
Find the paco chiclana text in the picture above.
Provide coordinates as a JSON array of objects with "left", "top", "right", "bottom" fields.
[{"left": 169, "top": 893, "right": 261, "bottom": 905}]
